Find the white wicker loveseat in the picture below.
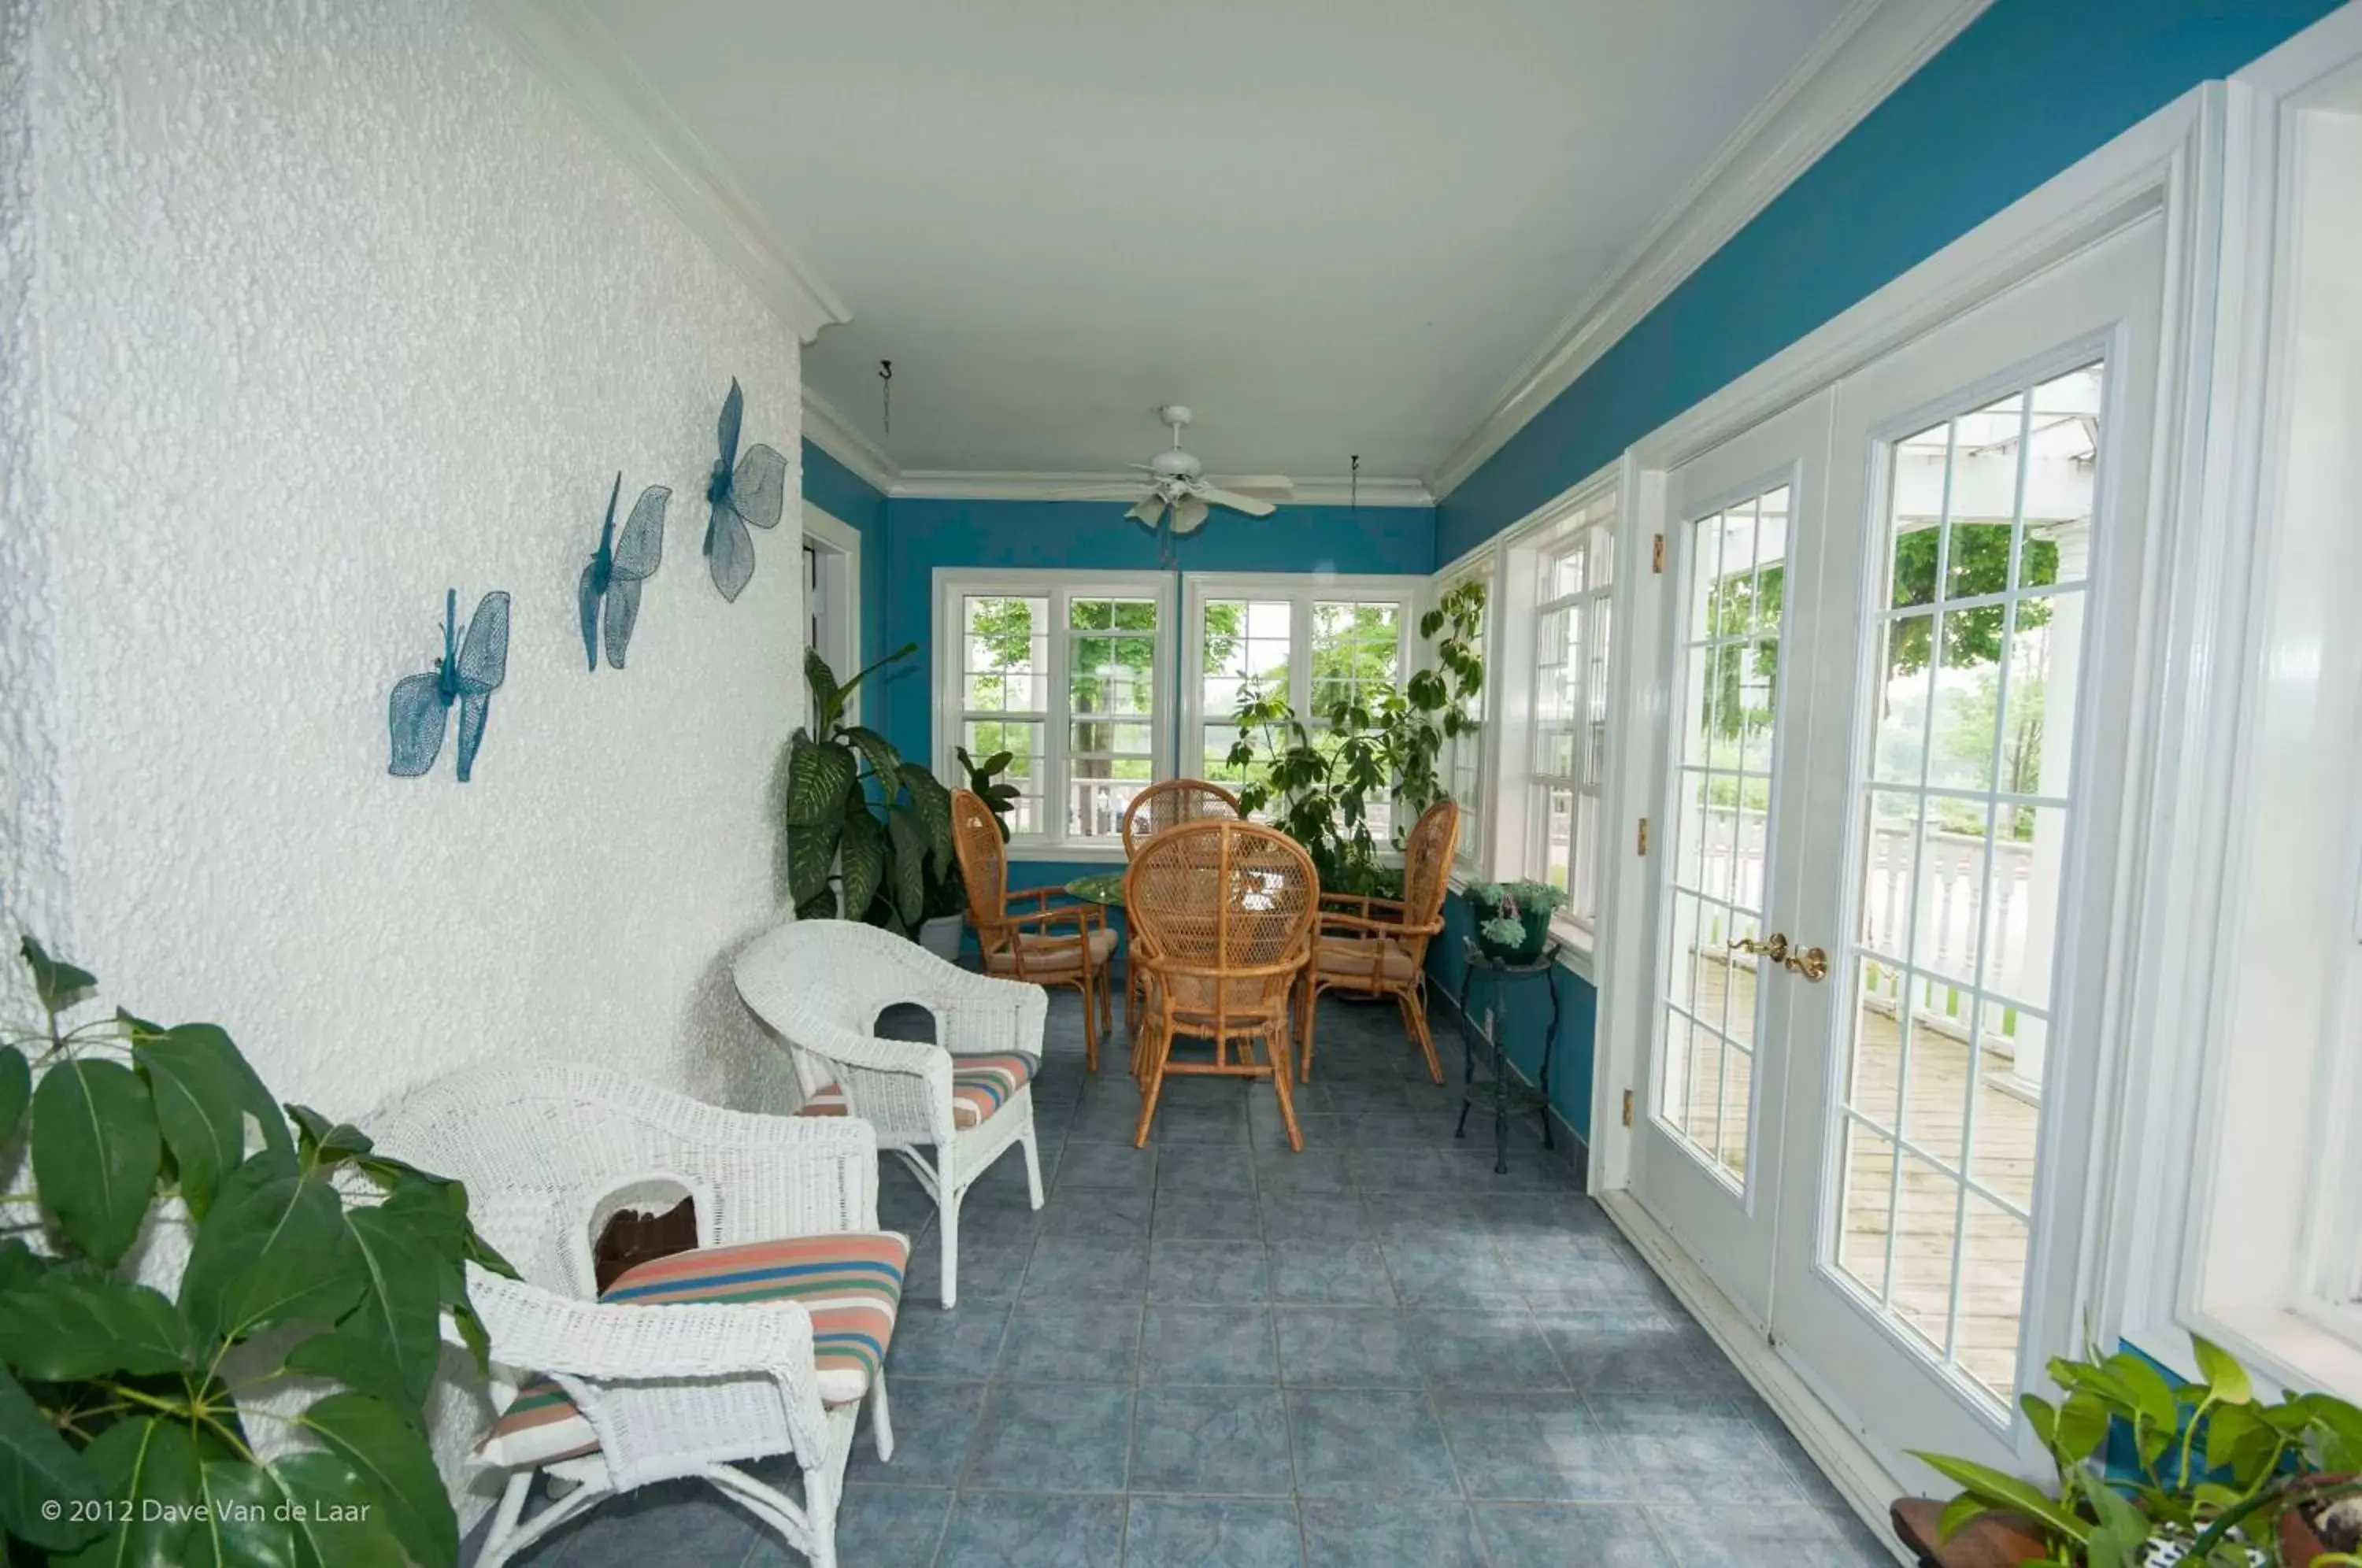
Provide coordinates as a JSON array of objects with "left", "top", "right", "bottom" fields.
[
  {"left": 366, "top": 1063, "right": 904, "bottom": 1568},
  {"left": 733, "top": 919, "right": 1048, "bottom": 1308}
]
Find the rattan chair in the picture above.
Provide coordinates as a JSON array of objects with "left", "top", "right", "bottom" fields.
[
  {"left": 1117, "top": 778, "right": 1244, "bottom": 1031},
  {"left": 1298, "top": 799, "right": 1460, "bottom": 1084},
  {"left": 951, "top": 786, "right": 1115, "bottom": 1071},
  {"left": 1126, "top": 819, "right": 1316, "bottom": 1150}
]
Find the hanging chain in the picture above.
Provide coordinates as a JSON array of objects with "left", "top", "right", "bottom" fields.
[{"left": 879, "top": 359, "right": 893, "bottom": 437}]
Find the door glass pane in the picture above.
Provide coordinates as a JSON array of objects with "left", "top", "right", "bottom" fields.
[
  {"left": 1657, "top": 486, "right": 1789, "bottom": 1190},
  {"left": 1823, "top": 358, "right": 2105, "bottom": 1410}
]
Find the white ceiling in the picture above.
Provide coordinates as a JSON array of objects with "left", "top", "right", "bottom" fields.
[{"left": 580, "top": 0, "right": 1867, "bottom": 486}]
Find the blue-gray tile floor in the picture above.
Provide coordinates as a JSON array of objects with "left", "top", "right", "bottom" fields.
[{"left": 468, "top": 990, "right": 1897, "bottom": 1567}]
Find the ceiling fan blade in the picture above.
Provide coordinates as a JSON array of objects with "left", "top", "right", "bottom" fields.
[
  {"left": 1125, "top": 497, "right": 1168, "bottom": 529},
  {"left": 1172, "top": 495, "right": 1212, "bottom": 534},
  {"left": 1216, "top": 475, "right": 1295, "bottom": 498},
  {"left": 1198, "top": 486, "right": 1276, "bottom": 519}
]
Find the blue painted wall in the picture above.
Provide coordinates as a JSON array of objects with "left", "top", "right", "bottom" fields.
[
  {"left": 1430, "top": 891, "right": 1599, "bottom": 1140},
  {"left": 1435, "top": 0, "right": 2342, "bottom": 560},
  {"left": 877, "top": 498, "right": 1436, "bottom": 771},
  {"left": 1424, "top": 0, "right": 2342, "bottom": 1152},
  {"left": 799, "top": 438, "right": 890, "bottom": 675}
]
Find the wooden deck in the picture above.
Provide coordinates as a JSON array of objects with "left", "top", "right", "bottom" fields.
[{"left": 1678, "top": 954, "right": 2041, "bottom": 1398}]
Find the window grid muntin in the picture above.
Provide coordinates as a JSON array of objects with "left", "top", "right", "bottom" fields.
[
  {"left": 1532, "top": 517, "right": 1616, "bottom": 927},
  {"left": 1827, "top": 359, "right": 2105, "bottom": 1407},
  {"left": 1657, "top": 486, "right": 1788, "bottom": 1191}
]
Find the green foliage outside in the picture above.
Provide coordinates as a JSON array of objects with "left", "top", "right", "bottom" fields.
[
  {"left": 1699, "top": 523, "right": 2057, "bottom": 840},
  {"left": 1916, "top": 1336, "right": 2362, "bottom": 1566},
  {"left": 0, "top": 939, "right": 505, "bottom": 1566}
]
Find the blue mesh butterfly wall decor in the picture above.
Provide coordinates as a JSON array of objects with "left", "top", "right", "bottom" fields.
[
  {"left": 577, "top": 472, "right": 670, "bottom": 671},
  {"left": 387, "top": 589, "right": 511, "bottom": 782},
  {"left": 703, "top": 376, "right": 788, "bottom": 601}
]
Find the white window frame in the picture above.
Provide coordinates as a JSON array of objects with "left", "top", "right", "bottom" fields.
[
  {"left": 1181, "top": 572, "right": 1427, "bottom": 833},
  {"left": 1427, "top": 551, "right": 1496, "bottom": 880},
  {"left": 1488, "top": 474, "right": 1623, "bottom": 966},
  {"left": 801, "top": 504, "right": 863, "bottom": 723},
  {"left": 932, "top": 568, "right": 1177, "bottom": 861},
  {"left": 2105, "top": 17, "right": 2362, "bottom": 1404}
]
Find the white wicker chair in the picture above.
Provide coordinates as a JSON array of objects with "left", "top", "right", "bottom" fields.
[
  {"left": 732, "top": 920, "right": 1048, "bottom": 1309},
  {"left": 365, "top": 1063, "right": 895, "bottom": 1568}
]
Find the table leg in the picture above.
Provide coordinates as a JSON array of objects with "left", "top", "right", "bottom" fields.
[
  {"left": 1453, "top": 966, "right": 1476, "bottom": 1141},
  {"left": 1492, "top": 1031, "right": 1510, "bottom": 1176}
]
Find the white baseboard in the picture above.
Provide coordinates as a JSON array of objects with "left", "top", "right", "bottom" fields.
[{"left": 1595, "top": 1190, "right": 1917, "bottom": 1566}]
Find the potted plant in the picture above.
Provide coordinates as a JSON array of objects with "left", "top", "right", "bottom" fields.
[
  {"left": 1226, "top": 580, "right": 1485, "bottom": 896},
  {"left": 1902, "top": 1337, "right": 2362, "bottom": 1566},
  {"left": 0, "top": 937, "right": 505, "bottom": 1567},
  {"left": 1468, "top": 879, "right": 1568, "bottom": 963},
  {"left": 783, "top": 645, "right": 961, "bottom": 941},
  {"left": 901, "top": 745, "right": 1024, "bottom": 960}
]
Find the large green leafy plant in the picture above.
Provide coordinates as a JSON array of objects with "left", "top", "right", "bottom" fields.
[
  {"left": 783, "top": 645, "right": 960, "bottom": 934},
  {"left": 1917, "top": 1337, "right": 2362, "bottom": 1566},
  {"left": 1227, "top": 580, "right": 1485, "bottom": 894},
  {"left": 0, "top": 938, "right": 503, "bottom": 1566}
]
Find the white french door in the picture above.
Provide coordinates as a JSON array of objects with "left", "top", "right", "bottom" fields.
[
  {"left": 1631, "top": 394, "right": 1833, "bottom": 1330},
  {"left": 1627, "top": 214, "right": 2168, "bottom": 1474}
]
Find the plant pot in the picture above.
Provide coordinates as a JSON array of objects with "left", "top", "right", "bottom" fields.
[
  {"left": 918, "top": 915, "right": 964, "bottom": 961},
  {"left": 1476, "top": 907, "right": 1553, "bottom": 966},
  {"left": 1890, "top": 1497, "right": 2049, "bottom": 1566},
  {"left": 2280, "top": 1474, "right": 2356, "bottom": 1565}
]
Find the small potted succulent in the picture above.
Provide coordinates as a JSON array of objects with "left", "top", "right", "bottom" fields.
[{"left": 1467, "top": 879, "right": 1568, "bottom": 964}]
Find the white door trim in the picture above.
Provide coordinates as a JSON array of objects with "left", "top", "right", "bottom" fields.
[{"left": 800, "top": 503, "right": 863, "bottom": 721}]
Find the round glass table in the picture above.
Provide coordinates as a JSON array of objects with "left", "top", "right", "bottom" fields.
[{"left": 1064, "top": 871, "right": 1125, "bottom": 907}]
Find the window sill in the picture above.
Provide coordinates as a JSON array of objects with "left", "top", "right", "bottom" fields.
[
  {"left": 2185, "top": 1301, "right": 2362, "bottom": 1405},
  {"left": 1549, "top": 921, "right": 1597, "bottom": 986}
]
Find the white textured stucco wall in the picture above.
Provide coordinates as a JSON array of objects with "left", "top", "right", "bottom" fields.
[{"left": 2, "top": 0, "right": 810, "bottom": 1510}]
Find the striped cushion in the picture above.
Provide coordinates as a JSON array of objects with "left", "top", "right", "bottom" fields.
[
  {"left": 950, "top": 1053, "right": 1035, "bottom": 1129},
  {"left": 794, "top": 1054, "right": 1037, "bottom": 1132},
  {"left": 475, "top": 1231, "right": 909, "bottom": 1470}
]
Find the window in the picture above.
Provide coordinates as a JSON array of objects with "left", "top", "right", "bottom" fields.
[
  {"left": 935, "top": 571, "right": 1174, "bottom": 851},
  {"left": 1184, "top": 575, "right": 1427, "bottom": 835},
  {"left": 1528, "top": 493, "right": 1618, "bottom": 935}
]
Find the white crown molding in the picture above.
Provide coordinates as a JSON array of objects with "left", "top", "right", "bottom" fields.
[
  {"left": 481, "top": 0, "right": 850, "bottom": 344},
  {"left": 800, "top": 390, "right": 896, "bottom": 494},
  {"left": 1426, "top": 0, "right": 1993, "bottom": 501},
  {"left": 887, "top": 471, "right": 1435, "bottom": 508}
]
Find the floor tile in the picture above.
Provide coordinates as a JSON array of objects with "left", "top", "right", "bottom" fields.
[
  {"left": 1140, "top": 1304, "right": 1278, "bottom": 1385},
  {"left": 1039, "top": 1184, "right": 1153, "bottom": 1239},
  {"left": 1256, "top": 1194, "right": 1372, "bottom": 1241},
  {"left": 1149, "top": 1238, "right": 1271, "bottom": 1302},
  {"left": 1264, "top": 1238, "right": 1394, "bottom": 1304},
  {"left": 1130, "top": 1386, "right": 1294, "bottom": 1495},
  {"left": 1472, "top": 1503, "right": 1673, "bottom": 1566},
  {"left": 1377, "top": 1234, "right": 1523, "bottom": 1304},
  {"left": 1274, "top": 1307, "right": 1421, "bottom": 1389},
  {"left": 1647, "top": 1502, "right": 1894, "bottom": 1566},
  {"left": 531, "top": 1478, "right": 761, "bottom": 1567},
  {"left": 1285, "top": 1389, "right": 1461, "bottom": 1499},
  {"left": 1433, "top": 1389, "right": 1628, "bottom": 1502},
  {"left": 1535, "top": 1309, "right": 1748, "bottom": 1395},
  {"left": 888, "top": 1299, "right": 1014, "bottom": 1381},
  {"left": 1248, "top": 1147, "right": 1354, "bottom": 1194},
  {"left": 907, "top": 1230, "right": 1034, "bottom": 1305},
  {"left": 1123, "top": 1496, "right": 1305, "bottom": 1568},
  {"left": 1023, "top": 1234, "right": 1150, "bottom": 1300},
  {"left": 1297, "top": 1500, "right": 1487, "bottom": 1568},
  {"left": 1056, "top": 1141, "right": 1158, "bottom": 1191},
  {"left": 1586, "top": 1392, "right": 1806, "bottom": 1503},
  {"left": 830, "top": 1485, "right": 953, "bottom": 1568},
  {"left": 963, "top": 1382, "right": 1135, "bottom": 1493},
  {"left": 850, "top": 1378, "right": 987, "bottom": 1487},
  {"left": 1155, "top": 1143, "right": 1259, "bottom": 1193},
  {"left": 1406, "top": 1305, "right": 1569, "bottom": 1390},
  {"left": 998, "top": 1297, "right": 1146, "bottom": 1382},
  {"left": 935, "top": 1491, "right": 1126, "bottom": 1568},
  {"left": 1152, "top": 1192, "right": 1263, "bottom": 1241}
]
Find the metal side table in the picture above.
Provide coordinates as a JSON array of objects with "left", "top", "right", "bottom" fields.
[{"left": 1453, "top": 939, "right": 1562, "bottom": 1174}]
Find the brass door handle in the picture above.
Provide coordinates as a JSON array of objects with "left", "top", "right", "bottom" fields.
[{"left": 1727, "top": 931, "right": 1829, "bottom": 982}]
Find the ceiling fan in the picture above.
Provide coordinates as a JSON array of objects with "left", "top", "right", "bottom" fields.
[{"left": 1051, "top": 406, "right": 1293, "bottom": 534}]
